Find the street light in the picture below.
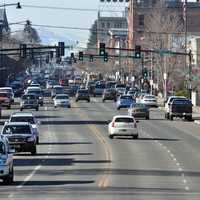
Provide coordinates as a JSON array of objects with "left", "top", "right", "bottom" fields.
[{"left": 0, "top": 2, "right": 22, "bottom": 9}]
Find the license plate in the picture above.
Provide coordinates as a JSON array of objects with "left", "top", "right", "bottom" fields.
[{"left": 121, "top": 129, "right": 127, "bottom": 132}]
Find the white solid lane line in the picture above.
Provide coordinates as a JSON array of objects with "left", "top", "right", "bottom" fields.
[{"left": 17, "top": 165, "right": 42, "bottom": 189}]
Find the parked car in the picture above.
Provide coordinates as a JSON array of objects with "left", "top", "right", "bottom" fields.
[
  {"left": 20, "top": 94, "right": 39, "bottom": 111},
  {"left": 8, "top": 112, "right": 40, "bottom": 144},
  {"left": 140, "top": 95, "right": 158, "bottom": 107},
  {"left": 0, "top": 87, "right": 14, "bottom": 103},
  {"left": 102, "top": 88, "right": 117, "bottom": 102},
  {"left": 108, "top": 115, "right": 139, "bottom": 139},
  {"left": 164, "top": 96, "right": 187, "bottom": 119},
  {"left": 75, "top": 89, "right": 90, "bottom": 102},
  {"left": 168, "top": 98, "right": 193, "bottom": 121},
  {"left": 116, "top": 95, "right": 135, "bottom": 110},
  {"left": 0, "top": 92, "right": 12, "bottom": 109},
  {"left": 54, "top": 94, "right": 71, "bottom": 108},
  {"left": 128, "top": 103, "right": 149, "bottom": 119},
  {"left": 0, "top": 135, "right": 14, "bottom": 184},
  {"left": 1, "top": 122, "right": 37, "bottom": 155}
]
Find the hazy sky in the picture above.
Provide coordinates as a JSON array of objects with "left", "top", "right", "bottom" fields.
[{"left": 5, "top": 0, "right": 100, "bottom": 45}]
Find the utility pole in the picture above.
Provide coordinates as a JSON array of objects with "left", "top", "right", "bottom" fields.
[{"left": 188, "top": 50, "right": 192, "bottom": 99}]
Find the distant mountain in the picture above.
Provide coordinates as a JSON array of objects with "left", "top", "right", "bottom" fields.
[{"left": 37, "top": 28, "right": 76, "bottom": 46}]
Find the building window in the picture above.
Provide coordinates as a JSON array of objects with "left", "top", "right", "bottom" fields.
[
  {"left": 107, "top": 22, "right": 110, "bottom": 28},
  {"left": 101, "top": 22, "right": 105, "bottom": 28},
  {"left": 139, "top": 15, "right": 144, "bottom": 26}
]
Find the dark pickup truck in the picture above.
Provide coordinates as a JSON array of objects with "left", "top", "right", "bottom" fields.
[{"left": 169, "top": 99, "right": 193, "bottom": 121}]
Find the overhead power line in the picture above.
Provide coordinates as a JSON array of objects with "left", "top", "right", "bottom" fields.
[
  {"left": 17, "top": 23, "right": 186, "bottom": 36},
  {"left": 22, "top": 4, "right": 123, "bottom": 13}
]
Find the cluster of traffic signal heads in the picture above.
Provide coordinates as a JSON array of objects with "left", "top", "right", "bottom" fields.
[{"left": 71, "top": 43, "right": 142, "bottom": 63}]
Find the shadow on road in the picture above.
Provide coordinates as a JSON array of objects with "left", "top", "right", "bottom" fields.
[
  {"left": 12, "top": 180, "right": 95, "bottom": 186},
  {"left": 41, "top": 120, "right": 109, "bottom": 125},
  {"left": 14, "top": 158, "right": 111, "bottom": 167},
  {"left": 38, "top": 142, "right": 92, "bottom": 145},
  {"left": 17, "top": 152, "right": 93, "bottom": 157},
  {"left": 114, "top": 137, "right": 179, "bottom": 141},
  {"left": 36, "top": 115, "right": 62, "bottom": 119}
]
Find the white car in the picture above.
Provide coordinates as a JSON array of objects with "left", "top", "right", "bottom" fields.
[
  {"left": 54, "top": 94, "right": 71, "bottom": 108},
  {"left": 8, "top": 112, "right": 40, "bottom": 144},
  {"left": 0, "top": 135, "right": 14, "bottom": 184},
  {"left": 140, "top": 95, "right": 158, "bottom": 107},
  {"left": 108, "top": 115, "right": 139, "bottom": 139}
]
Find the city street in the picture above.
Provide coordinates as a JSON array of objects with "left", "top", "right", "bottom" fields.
[{"left": 1, "top": 97, "right": 200, "bottom": 199}]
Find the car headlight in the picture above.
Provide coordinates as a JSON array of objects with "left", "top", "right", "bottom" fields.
[
  {"left": 27, "top": 136, "right": 35, "bottom": 142},
  {"left": 39, "top": 97, "right": 42, "bottom": 99}
]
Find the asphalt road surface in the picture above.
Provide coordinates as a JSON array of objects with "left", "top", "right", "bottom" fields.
[{"left": 1, "top": 97, "right": 200, "bottom": 200}]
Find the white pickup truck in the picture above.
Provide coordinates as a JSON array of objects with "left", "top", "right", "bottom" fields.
[{"left": 0, "top": 136, "right": 14, "bottom": 184}]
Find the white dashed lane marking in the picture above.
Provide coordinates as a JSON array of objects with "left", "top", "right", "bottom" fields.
[{"left": 140, "top": 129, "right": 190, "bottom": 191}]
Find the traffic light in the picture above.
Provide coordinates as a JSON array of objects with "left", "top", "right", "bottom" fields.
[
  {"left": 135, "top": 45, "right": 141, "bottom": 59},
  {"left": 89, "top": 55, "right": 93, "bottom": 62},
  {"left": 99, "top": 42, "right": 106, "bottom": 56},
  {"left": 50, "top": 51, "right": 54, "bottom": 59},
  {"left": 56, "top": 46, "right": 60, "bottom": 58},
  {"left": 70, "top": 53, "right": 74, "bottom": 59},
  {"left": 46, "top": 55, "right": 49, "bottom": 64},
  {"left": 58, "top": 42, "right": 65, "bottom": 56},
  {"left": 30, "top": 48, "right": 34, "bottom": 60},
  {"left": 79, "top": 51, "right": 83, "bottom": 61},
  {"left": 104, "top": 52, "right": 108, "bottom": 62},
  {"left": 143, "top": 68, "right": 148, "bottom": 78},
  {"left": 20, "top": 44, "right": 27, "bottom": 58}
]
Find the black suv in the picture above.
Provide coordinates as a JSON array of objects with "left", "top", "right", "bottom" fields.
[
  {"left": 2, "top": 122, "right": 37, "bottom": 155},
  {"left": 75, "top": 89, "right": 90, "bottom": 102},
  {"left": 168, "top": 98, "right": 193, "bottom": 121},
  {"left": 102, "top": 88, "right": 117, "bottom": 102}
]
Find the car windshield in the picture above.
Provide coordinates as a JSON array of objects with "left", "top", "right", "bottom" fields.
[
  {"left": 3, "top": 125, "right": 31, "bottom": 135},
  {"left": 0, "top": 89, "right": 12, "bottom": 93},
  {"left": 0, "top": 93, "right": 8, "bottom": 97},
  {"left": 115, "top": 117, "right": 134, "bottom": 123},
  {"left": 56, "top": 96, "right": 68, "bottom": 100},
  {"left": 0, "top": 142, "right": 6, "bottom": 154},
  {"left": 133, "top": 103, "right": 146, "bottom": 108},
  {"left": 27, "top": 90, "right": 42, "bottom": 95},
  {"left": 144, "top": 95, "right": 155, "bottom": 99},
  {"left": 172, "top": 99, "right": 191, "bottom": 104},
  {"left": 10, "top": 117, "right": 35, "bottom": 124},
  {"left": 78, "top": 90, "right": 88, "bottom": 94},
  {"left": 121, "top": 96, "right": 132, "bottom": 100},
  {"left": 95, "top": 84, "right": 105, "bottom": 89},
  {"left": 22, "top": 95, "right": 36, "bottom": 100}
]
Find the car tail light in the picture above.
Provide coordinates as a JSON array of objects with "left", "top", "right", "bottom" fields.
[{"left": 111, "top": 122, "right": 115, "bottom": 128}]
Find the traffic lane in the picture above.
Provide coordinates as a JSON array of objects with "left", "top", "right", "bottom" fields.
[
  {"left": 139, "top": 109, "right": 200, "bottom": 192},
  {"left": 0, "top": 102, "right": 113, "bottom": 198},
  {"left": 73, "top": 99, "right": 192, "bottom": 199}
]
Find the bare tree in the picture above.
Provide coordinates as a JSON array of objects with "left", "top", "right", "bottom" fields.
[{"left": 141, "top": 0, "right": 185, "bottom": 95}]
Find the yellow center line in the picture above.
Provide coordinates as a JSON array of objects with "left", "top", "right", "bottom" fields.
[{"left": 73, "top": 102, "right": 112, "bottom": 188}]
